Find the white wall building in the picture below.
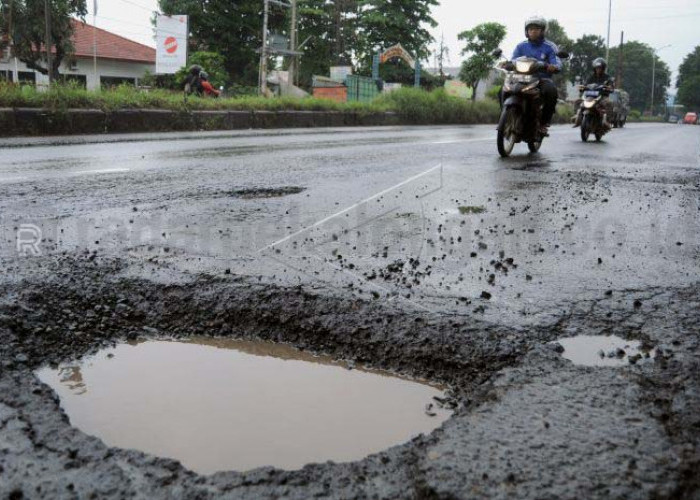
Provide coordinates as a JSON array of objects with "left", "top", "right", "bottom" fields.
[{"left": 1, "top": 20, "right": 155, "bottom": 90}]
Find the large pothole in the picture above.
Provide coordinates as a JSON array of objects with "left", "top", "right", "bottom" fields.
[{"left": 36, "top": 336, "right": 453, "bottom": 474}]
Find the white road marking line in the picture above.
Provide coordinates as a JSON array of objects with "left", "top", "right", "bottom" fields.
[{"left": 260, "top": 164, "right": 443, "bottom": 251}]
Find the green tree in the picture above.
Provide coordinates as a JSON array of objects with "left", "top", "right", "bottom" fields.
[
  {"left": 1, "top": 0, "right": 87, "bottom": 80},
  {"left": 608, "top": 41, "right": 671, "bottom": 113},
  {"left": 432, "top": 32, "right": 450, "bottom": 85},
  {"left": 676, "top": 46, "right": 700, "bottom": 88},
  {"left": 544, "top": 19, "right": 571, "bottom": 99},
  {"left": 677, "top": 75, "right": 700, "bottom": 109},
  {"left": 295, "top": 0, "right": 357, "bottom": 88},
  {"left": 457, "top": 22, "right": 506, "bottom": 101},
  {"left": 356, "top": 0, "right": 439, "bottom": 74},
  {"left": 569, "top": 34, "right": 606, "bottom": 85},
  {"left": 158, "top": 0, "right": 262, "bottom": 86},
  {"left": 676, "top": 46, "right": 700, "bottom": 108},
  {"left": 158, "top": 0, "right": 439, "bottom": 89}
]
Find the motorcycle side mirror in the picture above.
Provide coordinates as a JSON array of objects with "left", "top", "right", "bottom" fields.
[
  {"left": 557, "top": 51, "right": 570, "bottom": 59},
  {"left": 492, "top": 49, "right": 503, "bottom": 58}
]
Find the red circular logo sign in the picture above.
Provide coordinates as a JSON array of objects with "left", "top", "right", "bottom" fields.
[{"left": 164, "top": 37, "right": 178, "bottom": 54}]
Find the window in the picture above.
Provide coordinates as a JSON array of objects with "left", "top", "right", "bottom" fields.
[
  {"left": 0, "top": 70, "right": 13, "bottom": 82},
  {"left": 100, "top": 76, "right": 136, "bottom": 88},
  {"left": 58, "top": 74, "right": 87, "bottom": 88},
  {"left": 17, "top": 72, "right": 36, "bottom": 84}
]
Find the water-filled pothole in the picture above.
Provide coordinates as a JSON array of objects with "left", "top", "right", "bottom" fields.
[
  {"left": 37, "top": 337, "right": 452, "bottom": 474},
  {"left": 554, "top": 335, "right": 655, "bottom": 367}
]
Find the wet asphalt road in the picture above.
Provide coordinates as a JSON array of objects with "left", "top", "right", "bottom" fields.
[
  {"left": 1, "top": 123, "right": 698, "bottom": 323},
  {"left": 1, "top": 123, "right": 699, "bottom": 499}
]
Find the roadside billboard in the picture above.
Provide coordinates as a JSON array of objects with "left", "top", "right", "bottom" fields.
[{"left": 156, "top": 14, "right": 188, "bottom": 74}]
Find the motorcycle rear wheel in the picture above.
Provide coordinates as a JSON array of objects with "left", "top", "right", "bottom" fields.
[
  {"left": 497, "top": 108, "right": 517, "bottom": 157},
  {"left": 581, "top": 115, "right": 592, "bottom": 142}
]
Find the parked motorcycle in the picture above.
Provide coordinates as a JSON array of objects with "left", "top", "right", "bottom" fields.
[
  {"left": 576, "top": 83, "right": 613, "bottom": 142},
  {"left": 493, "top": 50, "right": 569, "bottom": 157}
]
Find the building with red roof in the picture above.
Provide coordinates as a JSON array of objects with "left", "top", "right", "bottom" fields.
[{"left": 1, "top": 20, "right": 156, "bottom": 90}]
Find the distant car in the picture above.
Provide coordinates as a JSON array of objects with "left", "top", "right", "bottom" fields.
[
  {"left": 609, "top": 90, "right": 630, "bottom": 128},
  {"left": 683, "top": 112, "right": 698, "bottom": 124},
  {"left": 668, "top": 114, "right": 679, "bottom": 123}
]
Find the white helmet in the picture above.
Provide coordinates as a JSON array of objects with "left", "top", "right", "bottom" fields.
[{"left": 524, "top": 16, "right": 547, "bottom": 37}]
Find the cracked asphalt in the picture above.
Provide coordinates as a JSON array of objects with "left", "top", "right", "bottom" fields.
[{"left": 0, "top": 123, "right": 698, "bottom": 499}]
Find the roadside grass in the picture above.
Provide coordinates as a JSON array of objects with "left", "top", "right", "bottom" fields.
[
  {"left": 0, "top": 82, "right": 387, "bottom": 113},
  {"left": 374, "top": 88, "right": 501, "bottom": 124},
  {"left": 0, "top": 82, "right": 574, "bottom": 124}
]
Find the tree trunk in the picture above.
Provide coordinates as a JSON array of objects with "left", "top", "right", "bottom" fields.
[{"left": 471, "top": 81, "right": 479, "bottom": 101}]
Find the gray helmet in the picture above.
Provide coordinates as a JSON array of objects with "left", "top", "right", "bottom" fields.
[
  {"left": 592, "top": 57, "right": 607, "bottom": 70},
  {"left": 524, "top": 16, "right": 547, "bottom": 37},
  {"left": 189, "top": 64, "right": 202, "bottom": 76},
  {"left": 200, "top": 71, "right": 209, "bottom": 80}
]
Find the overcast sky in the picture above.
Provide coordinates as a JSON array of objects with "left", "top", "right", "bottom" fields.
[{"left": 90, "top": 0, "right": 698, "bottom": 89}]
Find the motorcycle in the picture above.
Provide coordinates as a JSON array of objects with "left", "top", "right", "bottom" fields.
[
  {"left": 575, "top": 83, "right": 613, "bottom": 142},
  {"left": 493, "top": 49, "right": 569, "bottom": 157}
]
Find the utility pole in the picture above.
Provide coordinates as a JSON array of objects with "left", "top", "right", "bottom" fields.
[
  {"left": 258, "top": 0, "right": 298, "bottom": 96},
  {"left": 7, "top": 0, "right": 19, "bottom": 83},
  {"left": 605, "top": 0, "right": 612, "bottom": 63},
  {"left": 259, "top": 0, "right": 270, "bottom": 95},
  {"left": 93, "top": 0, "right": 98, "bottom": 90},
  {"left": 44, "top": 0, "right": 53, "bottom": 85},
  {"left": 288, "top": 0, "right": 297, "bottom": 89},
  {"left": 616, "top": 31, "right": 624, "bottom": 89}
]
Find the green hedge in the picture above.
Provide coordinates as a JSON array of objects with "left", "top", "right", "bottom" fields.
[{"left": 0, "top": 82, "right": 573, "bottom": 125}]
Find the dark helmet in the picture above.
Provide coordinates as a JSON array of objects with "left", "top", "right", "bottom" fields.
[
  {"left": 189, "top": 64, "right": 202, "bottom": 76},
  {"left": 592, "top": 58, "right": 607, "bottom": 71},
  {"left": 524, "top": 15, "right": 547, "bottom": 37}
]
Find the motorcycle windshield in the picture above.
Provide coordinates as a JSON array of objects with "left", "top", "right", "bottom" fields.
[{"left": 584, "top": 90, "right": 600, "bottom": 97}]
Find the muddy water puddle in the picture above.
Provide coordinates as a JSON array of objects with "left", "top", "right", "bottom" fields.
[
  {"left": 37, "top": 337, "right": 452, "bottom": 474},
  {"left": 555, "top": 335, "right": 655, "bottom": 367}
]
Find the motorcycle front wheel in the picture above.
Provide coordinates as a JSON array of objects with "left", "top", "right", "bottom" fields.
[
  {"left": 497, "top": 108, "right": 518, "bottom": 157},
  {"left": 527, "top": 140, "right": 541, "bottom": 153},
  {"left": 581, "top": 115, "right": 592, "bottom": 142}
]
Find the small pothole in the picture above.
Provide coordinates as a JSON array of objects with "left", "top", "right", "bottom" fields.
[
  {"left": 553, "top": 335, "right": 655, "bottom": 367},
  {"left": 36, "top": 337, "right": 452, "bottom": 474},
  {"left": 228, "top": 186, "right": 306, "bottom": 199}
]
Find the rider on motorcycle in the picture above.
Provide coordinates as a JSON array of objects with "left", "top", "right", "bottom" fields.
[
  {"left": 573, "top": 57, "right": 615, "bottom": 128},
  {"left": 511, "top": 16, "right": 562, "bottom": 136}
]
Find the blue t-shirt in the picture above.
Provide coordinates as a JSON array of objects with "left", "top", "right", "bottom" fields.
[{"left": 512, "top": 38, "right": 562, "bottom": 79}]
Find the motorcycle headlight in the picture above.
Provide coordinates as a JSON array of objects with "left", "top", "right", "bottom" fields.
[
  {"left": 515, "top": 60, "right": 534, "bottom": 73},
  {"left": 583, "top": 100, "right": 595, "bottom": 109}
]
